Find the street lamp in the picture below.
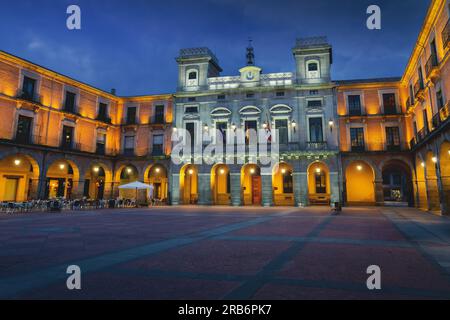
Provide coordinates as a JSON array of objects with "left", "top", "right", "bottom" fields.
[
  {"left": 14, "top": 159, "right": 21, "bottom": 166},
  {"left": 291, "top": 120, "right": 297, "bottom": 133},
  {"left": 328, "top": 119, "right": 334, "bottom": 132}
]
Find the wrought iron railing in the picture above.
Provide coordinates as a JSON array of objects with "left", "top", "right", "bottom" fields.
[
  {"left": 16, "top": 89, "right": 42, "bottom": 104},
  {"left": 442, "top": 19, "right": 450, "bottom": 50},
  {"left": 425, "top": 54, "right": 439, "bottom": 78}
]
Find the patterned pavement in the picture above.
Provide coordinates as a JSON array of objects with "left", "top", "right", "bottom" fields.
[{"left": 0, "top": 206, "right": 450, "bottom": 300}]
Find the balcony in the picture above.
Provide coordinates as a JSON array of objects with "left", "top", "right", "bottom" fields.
[
  {"left": 442, "top": 19, "right": 450, "bottom": 50},
  {"left": 405, "top": 98, "right": 414, "bottom": 113},
  {"left": 383, "top": 106, "right": 401, "bottom": 115},
  {"left": 151, "top": 145, "right": 164, "bottom": 156},
  {"left": 425, "top": 54, "right": 439, "bottom": 81},
  {"left": 348, "top": 109, "right": 363, "bottom": 117},
  {"left": 96, "top": 143, "right": 106, "bottom": 155},
  {"left": 16, "top": 90, "right": 42, "bottom": 104},
  {"left": 122, "top": 148, "right": 135, "bottom": 156},
  {"left": 342, "top": 142, "right": 410, "bottom": 152},
  {"left": 125, "top": 118, "right": 137, "bottom": 126},
  {"left": 306, "top": 141, "right": 328, "bottom": 150},
  {"left": 96, "top": 114, "right": 111, "bottom": 124},
  {"left": 151, "top": 116, "right": 165, "bottom": 125},
  {"left": 414, "top": 80, "right": 425, "bottom": 101}
]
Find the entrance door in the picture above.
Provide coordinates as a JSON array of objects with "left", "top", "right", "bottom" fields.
[
  {"left": 4, "top": 178, "right": 19, "bottom": 201},
  {"left": 252, "top": 176, "right": 262, "bottom": 205},
  {"left": 154, "top": 183, "right": 161, "bottom": 200}
]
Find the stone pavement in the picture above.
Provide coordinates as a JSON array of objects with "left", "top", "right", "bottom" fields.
[{"left": 0, "top": 206, "right": 450, "bottom": 300}]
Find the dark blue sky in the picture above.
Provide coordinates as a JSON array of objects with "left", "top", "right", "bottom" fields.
[{"left": 0, "top": 0, "right": 430, "bottom": 95}]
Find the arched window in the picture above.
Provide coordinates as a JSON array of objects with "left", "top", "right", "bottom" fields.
[
  {"left": 186, "top": 70, "right": 198, "bottom": 86},
  {"left": 306, "top": 61, "right": 320, "bottom": 79}
]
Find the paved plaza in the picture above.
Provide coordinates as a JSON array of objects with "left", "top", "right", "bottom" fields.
[{"left": 1, "top": 206, "right": 450, "bottom": 300}]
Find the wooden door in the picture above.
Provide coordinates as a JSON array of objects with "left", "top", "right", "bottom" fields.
[{"left": 252, "top": 176, "right": 262, "bottom": 205}]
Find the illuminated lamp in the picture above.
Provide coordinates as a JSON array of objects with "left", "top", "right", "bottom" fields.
[{"left": 14, "top": 159, "right": 21, "bottom": 166}]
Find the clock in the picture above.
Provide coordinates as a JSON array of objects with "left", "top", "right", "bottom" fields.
[{"left": 246, "top": 71, "right": 255, "bottom": 81}]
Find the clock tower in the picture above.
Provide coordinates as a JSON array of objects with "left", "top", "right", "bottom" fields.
[{"left": 239, "top": 40, "right": 261, "bottom": 83}]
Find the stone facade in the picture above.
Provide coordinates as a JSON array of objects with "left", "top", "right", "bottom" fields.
[{"left": 0, "top": 0, "right": 449, "bottom": 215}]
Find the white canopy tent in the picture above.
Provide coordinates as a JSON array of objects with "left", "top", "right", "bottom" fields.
[{"left": 118, "top": 181, "right": 153, "bottom": 206}]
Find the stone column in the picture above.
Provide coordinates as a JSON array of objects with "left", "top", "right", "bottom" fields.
[
  {"left": 103, "top": 181, "right": 113, "bottom": 200},
  {"left": 426, "top": 177, "right": 441, "bottom": 211},
  {"left": 230, "top": 172, "right": 242, "bottom": 206},
  {"left": 261, "top": 174, "right": 273, "bottom": 207},
  {"left": 329, "top": 171, "right": 340, "bottom": 204},
  {"left": 374, "top": 180, "right": 384, "bottom": 206},
  {"left": 170, "top": 174, "right": 180, "bottom": 205},
  {"left": 71, "top": 180, "right": 84, "bottom": 199},
  {"left": 198, "top": 173, "right": 212, "bottom": 205},
  {"left": 112, "top": 181, "right": 120, "bottom": 199},
  {"left": 435, "top": 158, "right": 448, "bottom": 215},
  {"left": 293, "top": 172, "right": 307, "bottom": 206},
  {"left": 28, "top": 178, "right": 40, "bottom": 200},
  {"left": 37, "top": 178, "right": 47, "bottom": 199}
]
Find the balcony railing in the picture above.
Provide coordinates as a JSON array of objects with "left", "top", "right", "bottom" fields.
[
  {"left": 442, "top": 19, "right": 450, "bottom": 50},
  {"left": 384, "top": 106, "right": 400, "bottom": 115},
  {"left": 16, "top": 90, "right": 42, "bottom": 104},
  {"left": 306, "top": 141, "right": 328, "bottom": 150},
  {"left": 425, "top": 54, "right": 439, "bottom": 78},
  {"left": 405, "top": 98, "right": 413, "bottom": 112},
  {"left": 342, "top": 142, "right": 410, "bottom": 152},
  {"left": 414, "top": 79, "right": 425, "bottom": 99},
  {"left": 96, "top": 114, "right": 111, "bottom": 124},
  {"left": 125, "top": 118, "right": 137, "bottom": 125}
]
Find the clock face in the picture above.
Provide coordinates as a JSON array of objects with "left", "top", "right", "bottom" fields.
[{"left": 246, "top": 71, "right": 255, "bottom": 80}]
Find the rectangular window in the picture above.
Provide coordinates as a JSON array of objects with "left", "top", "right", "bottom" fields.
[
  {"left": 21, "top": 76, "right": 36, "bottom": 101},
  {"left": 185, "top": 106, "right": 198, "bottom": 113},
  {"left": 152, "top": 134, "right": 164, "bottom": 155},
  {"left": 97, "top": 103, "right": 108, "bottom": 121},
  {"left": 246, "top": 93, "right": 255, "bottom": 99},
  {"left": 276, "top": 91, "right": 285, "bottom": 97},
  {"left": 283, "top": 173, "right": 293, "bottom": 194},
  {"left": 437, "top": 89, "right": 445, "bottom": 110},
  {"left": 126, "top": 107, "right": 137, "bottom": 124},
  {"left": 64, "top": 92, "right": 76, "bottom": 113},
  {"left": 217, "top": 94, "right": 226, "bottom": 100},
  {"left": 383, "top": 93, "right": 397, "bottom": 115},
  {"left": 307, "top": 100, "right": 322, "bottom": 108},
  {"left": 185, "top": 122, "right": 195, "bottom": 151},
  {"left": 350, "top": 127, "right": 365, "bottom": 151},
  {"left": 61, "top": 125, "right": 74, "bottom": 150},
  {"left": 16, "top": 115, "right": 33, "bottom": 144},
  {"left": 124, "top": 136, "right": 135, "bottom": 155},
  {"left": 348, "top": 95, "right": 362, "bottom": 116},
  {"left": 96, "top": 133, "right": 106, "bottom": 155},
  {"left": 188, "top": 97, "right": 196, "bottom": 102},
  {"left": 309, "top": 118, "right": 323, "bottom": 143},
  {"left": 309, "top": 90, "right": 319, "bottom": 95},
  {"left": 245, "top": 120, "right": 257, "bottom": 144},
  {"left": 386, "top": 127, "right": 400, "bottom": 151},
  {"left": 275, "top": 119, "right": 289, "bottom": 144},
  {"left": 216, "top": 122, "right": 227, "bottom": 145},
  {"left": 315, "top": 172, "right": 327, "bottom": 194},
  {"left": 154, "top": 105, "right": 165, "bottom": 124},
  {"left": 423, "top": 109, "right": 429, "bottom": 133},
  {"left": 409, "top": 84, "right": 415, "bottom": 105}
]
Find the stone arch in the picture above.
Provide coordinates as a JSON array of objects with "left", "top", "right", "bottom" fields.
[
  {"left": 0, "top": 153, "right": 40, "bottom": 201},
  {"left": 381, "top": 159, "right": 414, "bottom": 206},
  {"left": 241, "top": 163, "right": 261, "bottom": 206},
  {"left": 415, "top": 153, "right": 429, "bottom": 210},
  {"left": 180, "top": 164, "right": 198, "bottom": 205},
  {"left": 144, "top": 163, "right": 169, "bottom": 203},
  {"left": 211, "top": 163, "right": 231, "bottom": 205},
  {"left": 307, "top": 161, "right": 331, "bottom": 205},
  {"left": 45, "top": 158, "right": 80, "bottom": 199},
  {"left": 272, "top": 162, "right": 294, "bottom": 206},
  {"left": 439, "top": 141, "right": 450, "bottom": 214},
  {"left": 425, "top": 151, "right": 441, "bottom": 211},
  {"left": 345, "top": 160, "right": 376, "bottom": 206}
]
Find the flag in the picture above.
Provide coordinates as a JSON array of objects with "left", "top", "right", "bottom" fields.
[{"left": 265, "top": 113, "right": 272, "bottom": 143}]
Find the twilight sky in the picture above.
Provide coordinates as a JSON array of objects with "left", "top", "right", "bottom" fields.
[{"left": 0, "top": 0, "right": 430, "bottom": 96}]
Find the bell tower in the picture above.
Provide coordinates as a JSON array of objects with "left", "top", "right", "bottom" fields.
[{"left": 176, "top": 47, "right": 222, "bottom": 92}]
